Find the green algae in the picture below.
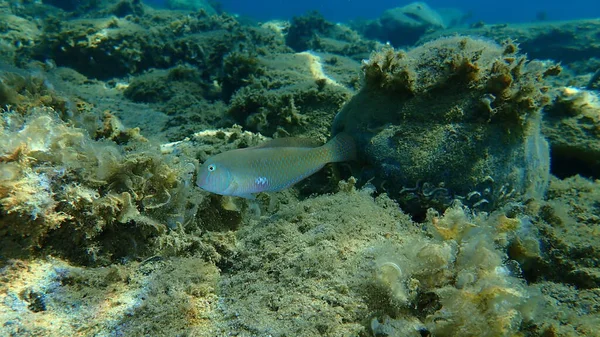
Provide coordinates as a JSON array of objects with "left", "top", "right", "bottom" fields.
[{"left": 0, "top": 3, "right": 599, "bottom": 337}]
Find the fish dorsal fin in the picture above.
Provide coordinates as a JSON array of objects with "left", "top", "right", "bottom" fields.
[{"left": 254, "top": 137, "right": 322, "bottom": 149}]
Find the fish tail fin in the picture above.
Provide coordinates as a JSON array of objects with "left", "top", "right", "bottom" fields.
[{"left": 325, "top": 132, "right": 356, "bottom": 162}]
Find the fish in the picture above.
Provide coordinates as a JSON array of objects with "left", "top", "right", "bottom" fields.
[{"left": 196, "top": 133, "right": 356, "bottom": 199}]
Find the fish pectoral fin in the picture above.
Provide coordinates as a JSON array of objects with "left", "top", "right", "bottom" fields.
[{"left": 238, "top": 193, "right": 256, "bottom": 200}]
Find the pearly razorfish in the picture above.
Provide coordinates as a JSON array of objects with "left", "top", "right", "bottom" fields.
[{"left": 196, "top": 133, "right": 356, "bottom": 199}]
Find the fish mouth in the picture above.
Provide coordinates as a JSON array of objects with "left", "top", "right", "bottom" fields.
[
  {"left": 196, "top": 172, "right": 212, "bottom": 191},
  {"left": 196, "top": 173, "right": 206, "bottom": 188}
]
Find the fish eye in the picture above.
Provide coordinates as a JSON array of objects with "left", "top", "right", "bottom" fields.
[{"left": 208, "top": 164, "right": 216, "bottom": 172}]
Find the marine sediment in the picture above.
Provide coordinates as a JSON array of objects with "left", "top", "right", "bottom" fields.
[{"left": 0, "top": 2, "right": 599, "bottom": 336}]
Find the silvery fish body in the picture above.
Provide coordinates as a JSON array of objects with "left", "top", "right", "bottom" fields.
[{"left": 197, "top": 133, "right": 355, "bottom": 199}]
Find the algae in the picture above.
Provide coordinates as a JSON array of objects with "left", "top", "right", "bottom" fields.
[
  {"left": 332, "top": 36, "right": 555, "bottom": 215},
  {"left": 0, "top": 2, "right": 599, "bottom": 337}
]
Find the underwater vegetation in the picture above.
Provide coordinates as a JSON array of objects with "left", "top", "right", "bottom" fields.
[
  {"left": 0, "top": 67, "right": 69, "bottom": 117},
  {"left": 0, "top": 1, "right": 599, "bottom": 336},
  {"left": 333, "top": 36, "right": 558, "bottom": 216},
  {"left": 285, "top": 10, "right": 379, "bottom": 60},
  {"left": 0, "top": 107, "right": 199, "bottom": 264},
  {"left": 421, "top": 18, "right": 600, "bottom": 75},
  {"left": 216, "top": 181, "right": 600, "bottom": 337}
]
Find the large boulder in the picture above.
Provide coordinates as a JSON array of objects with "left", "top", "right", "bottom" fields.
[
  {"left": 364, "top": 2, "right": 445, "bottom": 46},
  {"left": 332, "top": 36, "right": 558, "bottom": 215},
  {"left": 166, "top": 0, "right": 216, "bottom": 14}
]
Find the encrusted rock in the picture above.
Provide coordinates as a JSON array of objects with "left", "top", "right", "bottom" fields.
[{"left": 332, "top": 36, "right": 556, "bottom": 214}]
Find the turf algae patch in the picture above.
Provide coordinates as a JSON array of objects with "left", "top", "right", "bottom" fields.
[
  {"left": 0, "top": 109, "right": 201, "bottom": 265},
  {"left": 333, "top": 36, "right": 557, "bottom": 215},
  {"left": 0, "top": 256, "right": 220, "bottom": 336},
  {"left": 216, "top": 184, "right": 554, "bottom": 336},
  {"left": 227, "top": 51, "right": 356, "bottom": 139}
]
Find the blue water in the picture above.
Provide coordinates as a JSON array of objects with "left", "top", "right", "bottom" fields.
[{"left": 208, "top": 0, "right": 599, "bottom": 24}]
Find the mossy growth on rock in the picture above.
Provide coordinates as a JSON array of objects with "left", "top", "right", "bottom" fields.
[
  {"left": 0, "top": 69, "right": 69, "bottom": 117},
  {"left": 333, "top": 36, "right": 558, "bottom": 215},
  {"left": 359, "top": 36, "right": 554, "bottom": 129},
  {"left": 0, "top": 108, "right": 200, "bottom": 265},
  {"left": 285, "top": 11, "right": 335, "bottom": 52}
]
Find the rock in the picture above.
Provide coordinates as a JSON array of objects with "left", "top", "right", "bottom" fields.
[
  {"left": 419, "top": 19, "right": 600, "bottom": 74},
  {"left": 543, "top": 87, "right": 600, "bottom": 179},
  {"left": 166, "top": 0, "right": 216, "bottom": 14},
  {"left": 332, "top": 36, "right": 556, "bottom": 215},
  {"left": 364, "top": 2, "right": 445, "bottom": 46}
]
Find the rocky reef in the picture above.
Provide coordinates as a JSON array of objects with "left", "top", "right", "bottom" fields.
[
  {"left": 543, "top": 87, "right": 600, "bottom": 178},
  {"left": 361, "top": 2, "right": 446, "bottom": 46},
  {"left": 0, "top": 108, "right": 196, "bottom": 263},
  {"left": 332, "top": 36, "right": 558, "bottom": 215},
  {"left": 285, "top": 10, "right": 381, "bottom": 60},
  {"left": 420, "top": 19, "right": 600, "bottom": 75},
  {"left": 0, "top": 1, "right": 599, "bottom": 336}
]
